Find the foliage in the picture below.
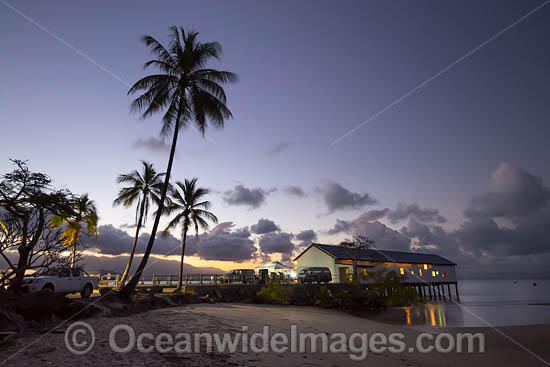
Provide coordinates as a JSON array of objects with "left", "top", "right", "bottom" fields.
[
  {"left": 0, "top": 160, "right": 81, "bottom": 292},
  {"left": 365, "top": 269, "right": 417, "bottom": 307},
  {"left": 121, "top": 26, "right": 236, "bottom": 295},
  {"left": 339, "top": 235, "right": 376, "bottom": 281},
  {"left": 257, "top": 281, "right": 292, "bottom": 305},
  {"left": 49, "top": 194, "right": 98, "bottom": 268},
  {"left": 315, "top": 285, "right": 332, "bottom": 308},
  {"left": 113, "top": 161, "right": 165, "bottom": 284}
]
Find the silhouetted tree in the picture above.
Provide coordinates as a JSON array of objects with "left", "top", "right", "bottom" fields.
[
  {"left": 121, "top": 27, "right": 236, "bottom": 295},
  {"left": 163, "top": 178, "right": 217, "bottom": 291},
  {"left": 113, "top": 161, "right": 165, "bottom": 285},
  {"left": 0, "top": 160, "right": 76, "bottom": 292},
  {"left": 339, "top": 235, "right": 376, "bottom": 281}
]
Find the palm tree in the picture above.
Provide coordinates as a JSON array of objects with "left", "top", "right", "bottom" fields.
[
  {"left": 121, "top": 27, "right": 236, "bottom": 294},
  {"left": 50, "top": 194, "right": 98, "bottom": 268},
  {"left": 113, "top": 161, "right": 165, "bottom": 285},
  {"left": 163, "top": 178, "right": 217, "bottom": 291}
]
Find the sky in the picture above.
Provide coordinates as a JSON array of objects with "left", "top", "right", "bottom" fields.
[{"left": 1, "top": 0, "right": 549, "bottom": 279}]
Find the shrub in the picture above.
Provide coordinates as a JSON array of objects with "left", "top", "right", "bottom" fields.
[
  {"left": 257, "top": 281, "right": 292, "bottom": 305},
  {"left": 315, "top": 285, "right": 332, "bottom": 308}
]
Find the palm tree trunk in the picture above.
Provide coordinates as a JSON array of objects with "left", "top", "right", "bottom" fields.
[
  {"left": 176, "top": 224, "right": 188, "bottom": 291},
  {"left": 121, "top": 101, "right": 184, "bottom": 296},
  {"left": 119, "top": 199, "right": 146, "bottom": 285},
  {"left": 71, "top": 227, "right": 80, "bottom": 268}
]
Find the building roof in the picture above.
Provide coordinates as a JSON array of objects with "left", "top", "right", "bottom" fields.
[{"left": 294, "top": 243, "right": 456, "bottom": 266}]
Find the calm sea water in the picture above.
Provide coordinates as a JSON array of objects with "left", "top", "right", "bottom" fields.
[{"left": 370, "top": 279, "right": 550, "bottom": 327}]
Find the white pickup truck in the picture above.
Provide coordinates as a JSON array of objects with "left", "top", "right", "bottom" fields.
[{"left": 22, "top": 268, "right": 99, "bottom": 298}]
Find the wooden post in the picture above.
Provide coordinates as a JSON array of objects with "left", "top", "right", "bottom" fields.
[
  {"left": 454, "top": 283, "right": 460, "bottom": 301},
  {"left": 200, "top": 274, "right": 203, "bottom": 285},
  {"left": 185, "top": 274, "right": 189, "bottom": 286},
  {"left": 169, "top": 274, "right": 173, "bottom": 286},
  {"left": 152, "top": 274, "right": 156, "bottom": 286},
  {"left": 428, "top": 284, "right": 433, "bottom": 300},
  {"left": 447, "top": 284, "right": 452, "bottom": 300},
  {"left": 214, "top": 275, "right": 218, "bottom": 285},
  {"left": 115, "top": 274, "right": 120, "bottom": 286}
]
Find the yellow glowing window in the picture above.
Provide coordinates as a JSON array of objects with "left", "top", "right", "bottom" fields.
[
  {"left": 423, "top": 264, "right": 428, "bottom": 270},
  {"left": 400, "top": 268, "right": 404, "bottom": 275},
  {"left": 411, "top": 270, "right": 414, "bottom": 275},
  {"left": 442, "top": 272, "right": 446, "bottom": 278},
  {"left": 419, "top": 269, "right": 423, "bottom": 276},
  {"left": 432, "top": 271, "right": 436, "bottom": 277},
  {"left": 436, "top": 271, "right": 439, "bottom": 275}
]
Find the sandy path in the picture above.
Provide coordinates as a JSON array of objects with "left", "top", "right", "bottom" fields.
[{"left": 1, "top": 303, "right": 549, "bottom": 366}]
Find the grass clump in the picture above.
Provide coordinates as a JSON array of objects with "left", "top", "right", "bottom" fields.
[{"left": 257, "top": 281, "right": 292, "bottom": 305}]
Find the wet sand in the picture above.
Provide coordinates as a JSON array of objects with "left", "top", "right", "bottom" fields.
[{"left": 1, "top": 303, "right": 549, "bottom": 366}]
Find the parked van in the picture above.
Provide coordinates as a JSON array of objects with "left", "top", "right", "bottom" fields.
[{"left": 297, "top": 267, "right": 332, "bottom": 284}]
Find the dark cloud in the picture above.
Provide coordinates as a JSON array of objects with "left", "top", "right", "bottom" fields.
[
  {"left": 456, "top": 163, "right": 550, "bottom": 257},
  {"left": 388, "top": 202, "right": 446, "bottom": 224},
  {"left": 266, "top": 140, "right": 292, "bottom": 155},
  {"left": 119, "top": 223, "right": 137, "bottom": 229},
  {"left": 191, "top": 222, "right": 257, "bottom": 262},
  {"left": 223, "top": 184, "right": 267, "bottom": 209},
  {"left": 320, "top": 181, "right": 377, "bottom": 213},
  {"left": 250, "top": 218, "right": 280, "bottom": 234},
  {"left": 328, "top": 215, "right": 411, "bottom": 252},
  {"left": 83, "top": 225, "right": 182, "bottom": 256},
  {"left": 284, "top": 185, "right": 307, "bottom": 198},
  {"left": 295, "top": 229, "right": 317, "bottom": 246},
  {"left": 132, "top": 137, "right": 171, "bottom": 154},
  {"left": 258, "top": 232, "right": 295, "bottom": 255}
]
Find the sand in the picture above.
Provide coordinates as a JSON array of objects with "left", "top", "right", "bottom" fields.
[{"left": 1, "top": 303, "right": 549, "bottom": 366}]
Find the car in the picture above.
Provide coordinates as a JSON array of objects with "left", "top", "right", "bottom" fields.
[
  {"left": 297, "top": 267, "right": 332, "bottom": 284},
  {"left": 221, "top": 269, "right": 255, "bottom": 284},
  {"left": 22, "top": 268, "right": 99, "bottom": 298}
]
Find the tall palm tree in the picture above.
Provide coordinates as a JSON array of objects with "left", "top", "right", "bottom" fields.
[
  {"left": 50, "top": 194, "right": 98, "bottom": 268},
  {"left": 113, "top": 161, "right": 165, "bottom": 285},
  {"left": 121, "top": 27, "right": 236, "bottom": 294},
  {"left": 163, "top": 178, "right": 217, "bottom": 291}
]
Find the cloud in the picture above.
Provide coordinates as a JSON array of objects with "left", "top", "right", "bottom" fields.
[
  {"left": 250, "top": 218, "right": 281, "bottom": 234},
  {"left": 456, "top": 163, "right": 550, "bottom": 257},
  {"left": 266, "top": 140, "right": 292, "bottom": 155},
  {"left": 388, "top": 202, "right": 446, "bottom": 224},
  {"left": 190, "top": 222, "right": 257, "bottom": 262},
  {"left": 258, "top": 232, "right": 295, "bottom": 255},
  {"left": 295, "top": 229, "right": 317, "bottom": 246},
  {"left": 132, "top": 137, "right": 171, "bottom": 154},
  {"left": 284, "top": 185, "right": 307, "bottom": 198},
  {"left": 328, "top": 214, "right": 411, "bottom": 252},
  {"left": 223, "top": 184, "right": 267, "bottom": 209},
  {"left": 83, "top": 225, "right": 182, "bottom": 256},
  {"left": 319, "top": 181, "right": 377, "bottom": 213}
]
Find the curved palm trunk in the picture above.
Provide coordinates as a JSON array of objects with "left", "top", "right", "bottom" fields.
[
  {"left": 121, "top": 103, "right": 183, "bottom": 296},
  {"left": 176, "top": 224, "right": 188, "bottom": 291},
  {"left": 119, "top": 199, "right": 146, "bottom": 285}
]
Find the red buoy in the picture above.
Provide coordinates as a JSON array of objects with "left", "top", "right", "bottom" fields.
[{"left": 533, "top": 282, "right": 537, "bottom": 287}]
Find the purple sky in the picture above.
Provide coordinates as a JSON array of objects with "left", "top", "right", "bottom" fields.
[{"left": 1, "top": 1, "right": 549, "bottom": 278}]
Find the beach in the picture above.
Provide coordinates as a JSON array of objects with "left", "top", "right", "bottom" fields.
[{"left": 1, "top": 303, "right": 549, "bottom": 366}]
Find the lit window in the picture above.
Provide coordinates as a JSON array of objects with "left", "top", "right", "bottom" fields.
[
  {"left": 411, "top": 270, "right": 414, "bottom": 275},
  {"left": 436, "top": 271, "right": 439, "bottom": 275},
  {"left": 400, "top": 268, "right": 404, "bottom": 275},
  {"left": 419, "top": 269, "right": 423, "bottom": 276},
  {"left": 442, "top": 272, "right": 446, "bottom": 278},
  {"left": 423, "top": 264, "right": 428, "bottom": 270},
  {"left": 432, "top": 271, "right": 436, "bottom": 277}
]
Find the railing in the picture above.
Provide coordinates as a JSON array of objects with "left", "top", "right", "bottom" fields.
[{"left": 97, "top": 274, "right": 227, "bottom": 288}]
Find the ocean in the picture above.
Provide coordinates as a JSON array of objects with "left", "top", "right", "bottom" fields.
[{"left": 371, "top": 279, "right": 550, "bottom": 327}]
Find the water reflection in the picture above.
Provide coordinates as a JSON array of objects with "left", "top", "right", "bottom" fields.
[{"left": 404, "top": 303, "right": 448, "bottom": 327}]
